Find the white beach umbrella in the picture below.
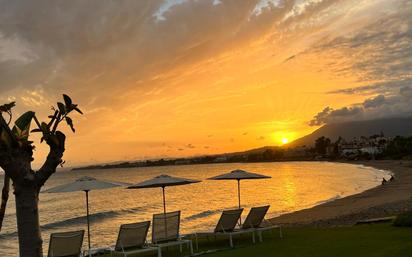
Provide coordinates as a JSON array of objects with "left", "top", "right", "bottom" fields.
[
  {"left": 43, "top": 176, "right": 129, "bottom": 253},
  {"left": 127, "top": 174, "right": 201, "bottom": 215},
  {"left": 208, "top": 169, "right": 271, "bottom": 224}
]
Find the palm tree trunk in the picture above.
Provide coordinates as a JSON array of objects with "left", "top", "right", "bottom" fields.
[
  {"left": 0, "top": 175, "right": 10, "bottom": 231},
  {"left": 14, "top": 183, "right": 43, "bottom": 257}
]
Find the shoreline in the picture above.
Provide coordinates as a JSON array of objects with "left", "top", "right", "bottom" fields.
[{"left": 269, "top": 160, "right": 412, "bottom": 227}]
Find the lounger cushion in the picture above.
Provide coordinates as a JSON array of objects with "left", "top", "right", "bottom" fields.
[
  {"left": 115, "top": 221, "right": 150, "bottom": 251},
  {"left": 214, "top": 208, "right": 243, "bottom": 233},
  {"left": 48, "top": 230, "right": 84, "bottom": 257},
  {"left": 152, "top": 211, "right": 181, "bottom": 243},
  {"left": 242, "top": 205, "right": 270, "bottom": 229}
]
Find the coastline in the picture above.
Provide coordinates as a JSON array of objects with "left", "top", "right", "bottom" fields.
[{"left": 269, "top": 160, "right": 412, "bottom": 227}]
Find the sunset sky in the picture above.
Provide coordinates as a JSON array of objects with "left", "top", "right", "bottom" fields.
[{"left": 0, "top": 0, "right": 411, "bottom": 167}]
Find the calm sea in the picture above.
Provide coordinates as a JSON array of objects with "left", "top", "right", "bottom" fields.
[{"left": 0, "top": 162, "right": 390, "bottom": 255}]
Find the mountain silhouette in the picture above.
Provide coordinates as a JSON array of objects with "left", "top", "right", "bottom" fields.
[{"left": 288, "top": 117, "right": 412, "bottom": 147}]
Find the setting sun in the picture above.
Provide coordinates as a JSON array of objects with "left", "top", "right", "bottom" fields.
[{"left": 272, "top": 131, "right": 296, "bottom": 146}]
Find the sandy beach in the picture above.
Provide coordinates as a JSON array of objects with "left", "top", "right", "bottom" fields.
[{"left": 270, "top": 160, "right": 412, "bottom": 227}]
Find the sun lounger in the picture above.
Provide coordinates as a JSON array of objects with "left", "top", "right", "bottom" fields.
[
  {"left": 193, "top": 208, "right": 258, "bottom": 248},
  {"left": 151, "top": 210, "right": 193, "bottom": 257},
  {"left": 240, "top": 205, "right": 282, "bottom": 242},
  {"left": 47, "top": 230, "right": 84, "bottom": 257},
  {"left": 109, "top": 221, "right": 157, "bottom": 257}
]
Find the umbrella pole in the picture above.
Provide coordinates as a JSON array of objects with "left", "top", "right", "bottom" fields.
[
  {"left": 237, "top": 179, "right": 242, "bottom": 226},
  {"left": 85, "top": 190, "right": 91, "bottom": 254},
  {"left": 161, "top": 186, "right": 168, "bottom": 241},
  {"left": 162, "top": 186, "right": 166, "bottom": 215}
]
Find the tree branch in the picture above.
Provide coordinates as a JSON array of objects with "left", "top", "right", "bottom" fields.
[
  {"left": 52, "top": 113, "right": 61, "bottom": 133},
  {"left": 0, "top": 114, "right": 19, "bottom": 182},
  {"left": 0, "top": 113, "right": 16, "bottom": 146},
  {"left": 6, "top": 111, "right": 12, "bottom": 125},
  {"left": 35, "top": 131, "right": 66, "bottom": 188},
  {"left": 0, "top": 175, "right": 10, "bottom": 232}
]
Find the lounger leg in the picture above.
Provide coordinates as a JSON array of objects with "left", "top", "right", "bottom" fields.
[
  {"left": 252, "top": 232, "right": 256, "bottom": 244},
  {"left": 229, "top": 234, "right": 233, "bottom": 248},
  {"left": 279, "top": 226, "right": 283, "bottom": 239},
  {"left": 258, "top": 231, "right": 263, "bottom": 242},
  {"left": 189, "top": 241, "right": 194, "bottom": 255},
  {"left": 179, "top": 243, "right": 183, "bottom": 253},
  {"left": 158, "top": 246, "right": 162, "bottom": 257},
  {"left": 195, "top": 234, "right": 199, "bottom": 251}
]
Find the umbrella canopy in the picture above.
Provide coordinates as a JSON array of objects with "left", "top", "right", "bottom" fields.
[
  {"left": 208, "top": 169, "right": 271, "bottom": 225},
  {"left": 128, "top": 174, "right": 200, "bottom": 189},
  {"left": 128, "top": 174, "right": 200, "bottom": 214},
  {"left": 43, "top": 176, "right": 129, "bottom": 193},
  {"left": 208, "top": 169, "right": 271, "bottom": 181},
  {"left": 43, "top": 176, "right": 129, "bottom": 254}
]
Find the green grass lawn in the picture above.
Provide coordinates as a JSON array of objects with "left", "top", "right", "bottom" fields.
[
  {"left": 202, "top": 224, "right": 412, "bottom": 257},
  {"left": 100, "top": 223, "right": 412, "bottom": 257}
]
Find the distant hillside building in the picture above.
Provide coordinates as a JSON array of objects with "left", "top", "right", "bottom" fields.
[
  {"left": 338, "top": 136, "right": 389, "bottom": 157},
  {"left": 360, "top": 146, "right": 382, "bottom": 155}
]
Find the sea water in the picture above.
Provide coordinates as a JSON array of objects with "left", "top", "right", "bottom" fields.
[{"left": 0, "top": 162, "right": 390, "bottom": 255}]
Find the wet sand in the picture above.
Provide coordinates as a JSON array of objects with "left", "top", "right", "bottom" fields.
[{"left": 270, "top": 160, "right": 412, "bottom": 227}]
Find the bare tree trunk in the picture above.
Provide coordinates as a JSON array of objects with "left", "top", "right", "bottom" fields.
[
  {"left": 0, "top": 175, "right": 10, "bottom": 231},
  {"left": 14, "top": 183, "right": 43, "bottom": 257}
]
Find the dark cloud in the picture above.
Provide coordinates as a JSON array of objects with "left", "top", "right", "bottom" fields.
[
  {"left": 307, "top": 2, "right": 412, "bottom": 83},
  {"left": 363, "top": 95, "right": 386, "bottom": 109},
  {"left": 0, "top": 0, "right": 290, "bottom": 106},
  {"left": 186, "top": 143, "right": 195, "bottom": 149},
  {"left": 0, "top": 0, "right": 360, "bottom": 100},
  {"left": 309, "top": 106, "right": 363, "bottom": 126},
  {"left": 282, "top": 54, "right": 295, "bottom": 64},
  {"left": 310, "top": 87, "right": 412, "bottom": 126},
  {"left": 306, "top": 1, "right": 412, "bottom": 126},
  {"left": 400, "top": 86, "right": 412, "bottom": 98},
  {"left": 327, "top": 79, "right": 412, "bottom": 96},
  {"left": 309, "top": 107, "right": 332, "bottom": 126}
]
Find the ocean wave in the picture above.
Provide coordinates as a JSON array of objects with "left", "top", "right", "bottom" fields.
[
  {"left": 0, "top": 231, "right": 17, "bottom": 238},
  {"left": 43, "top": 205, "right": 154, "bottom": 229},
  {"left": 314, "top": 195, "right": 341, "bottom": 206},
  {"left": 357, "top": 164, "right": 393, "bottom": 176},
  {"left": 357, "top": 164, "right": 373, "bottom": 170},
  {"left": 0, "top": 205, "right": 153, "bottom": 238}
]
